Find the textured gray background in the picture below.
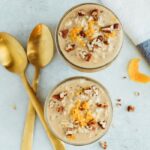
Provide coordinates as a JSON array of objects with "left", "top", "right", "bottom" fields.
[{"left": 0, "top": 0, "right": 150, "bottom": 150}]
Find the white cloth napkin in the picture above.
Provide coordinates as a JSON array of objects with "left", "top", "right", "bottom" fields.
[{"left": 101, "top": 0, "right": 150, "bottom": 63}]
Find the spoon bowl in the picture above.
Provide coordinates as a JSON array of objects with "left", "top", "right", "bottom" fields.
[
  {"left": 0, "top": 32, "right": 27, "bottom": 74},
  {"left": 27, "top": 24, "right": 54, "bottom": 68}
]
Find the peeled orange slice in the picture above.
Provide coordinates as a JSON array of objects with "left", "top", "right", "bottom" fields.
[{"left": 128, "top": 58, "right": 150, "bottom": 83}]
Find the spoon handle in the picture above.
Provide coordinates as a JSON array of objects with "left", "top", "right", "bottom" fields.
[
  {"left": 21, "top": 102, "right": 35, "bottom": 150},
  {"left": 20, "top": 72, "right": 65, "bottom": 150},
  {"left": 21, "top": 67, "right": 40, "bottom": 150}
]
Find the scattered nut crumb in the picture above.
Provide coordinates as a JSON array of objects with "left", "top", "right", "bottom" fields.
[
  {"left": 99, "top": 141, "right": 108, "bottom": 149},
  {"left": 11, "top": 104, "right": 17, "bottom": 110},
  {"left": 116, "top": 99, "right": 122, "bottom": 107},
  {"left": 127, "top": 105, "right": 135, "bottom": 112},
  {"left": 117, "top": 98, "right": 121, "bottom": 102},
  {"left": 134, "top": 91, "right": 140, "bottom": 96},
  {"left": 122, "top": 76, "right": 127, "bottom": 79}
]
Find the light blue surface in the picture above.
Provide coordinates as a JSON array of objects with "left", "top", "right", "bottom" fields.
[{"left": 0, "top": 0, "right": 150, "bottom": 150}]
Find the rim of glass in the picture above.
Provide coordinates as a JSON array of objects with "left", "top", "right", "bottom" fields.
[
  {"left": 44, "top": 76, "right": 113, "bottom": 146},
  {"left": 55, "top": 3, "right": 124, "bottom": 71}
]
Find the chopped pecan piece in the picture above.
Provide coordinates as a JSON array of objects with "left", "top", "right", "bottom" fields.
[
  {"left": 52, "top": 94, "right": 61, "bottom": 100},
  {"left": 87, "top": 119, "right": 97, "bottom": 130},
  {"left": 113, "top": 23, "right": 119, "bottom": 29},
  {"left": 103, "top": 40, "right": 109, "bottom": 45},
  {"left": 85, "top": 53, "right": 92, "bottom": 61},
  {"left": 79, "top": 50, "right": 92, "bottom": 61},
  {"left": 56, "top": 106, "right": 64, "bottom": 113},
  {"left": 59, "top": 91, "right": 67, "bottom": 99},
  {"left": 79, "top": 30, "right": 86, "bottom": 38},
  {"left": 97, "top": 35, "right": 104, "bottom": 41},
  {"left": 59, "top": 29, "right": 69, "bottom": 38},
  {"left": 90, "top": 9, "right": 99, "bottom": 21},
  {"left": 101, "top": 23, "right": 120, "bottom": 33},
  {"left": 78, "top": 10, "right": 86, "bottom": 16},
  {"left": 101, "top": 25, "right": 112, "bottom": 33},
  {"left": 52, "top": 91, "right": 67, "bottom": 101},
  {"left": 96, "top": 103, "right": 108, "bottom": 108},
  {"left": 91, "top": 85, "right": 99, "bottom": 96},
  {"left": 87, "top": 119, "right": 96, "bottom": 126},
  {"left": 127, "top": 105, "right": 135, "bottom": 112},
  {"left": 84, "top": 87, "right": 92, "bottom": 95},
  {"left": 98, "top": 120, "right": 107, "bottom": 129},
  {"left": 87, "top": 37, "right": 102, "bottom": 51},
  {"left": 65, "top": 43, "right": 75, "bottom": 52}
]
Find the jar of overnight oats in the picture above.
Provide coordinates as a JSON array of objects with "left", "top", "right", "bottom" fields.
[
  {"left": 56, "top": 3, "right": 124, "bottom": 72},
  {"left": 44, "top": 77, "right": 112, "bottom": 145}
]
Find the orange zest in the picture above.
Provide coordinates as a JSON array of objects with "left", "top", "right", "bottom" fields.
[
  {"left": 128, "top": 58, "right": 150, "bottom": 83},
  {"left": 85, "top": 20, "right": 95, "bottom": 38},
  {"left": 70, "top": 100, "right": 95, "bottom": 127}
]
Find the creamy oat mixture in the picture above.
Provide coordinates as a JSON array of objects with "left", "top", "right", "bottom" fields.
[
  {"left": 57, "top": 4, "right": 123, "bottom": 69},
  {"left": 45, "top": 78, "right": 112, "bottom": 145}
]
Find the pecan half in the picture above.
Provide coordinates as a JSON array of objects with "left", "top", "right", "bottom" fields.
[
  {"left": 78, "top": 10, "right": 86, "bottom": 16},
  {"left": 98, "top": 120, "right": 107, "bottom": 129},
  {"left": 65, "top": 43, "right": 75, "bottom": 52},
  {"left": 90, "top": 9, "right": 99, "bottom": 21},
  {"left": 59, "top": 29, "right": 69, "bottom": 38}
]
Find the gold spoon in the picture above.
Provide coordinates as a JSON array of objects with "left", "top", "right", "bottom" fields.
[
  {"left": 21, "top": 24, "right": 64, "bottom": 150},
  {"left": 0, "top": 32, "right": 65, "bottom": 150}
]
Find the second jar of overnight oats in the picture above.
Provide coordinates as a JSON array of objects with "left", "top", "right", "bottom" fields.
[
  {"left": 44, "top": 77, "right": 113, "bottom": 145},
  {"left": 56, "top": 3, "right": 123, "bottom": 72}
]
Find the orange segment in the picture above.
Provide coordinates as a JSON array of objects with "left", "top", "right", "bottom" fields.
[{"left": 128, "top": 58, "right": 150, "bottom": 83}]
